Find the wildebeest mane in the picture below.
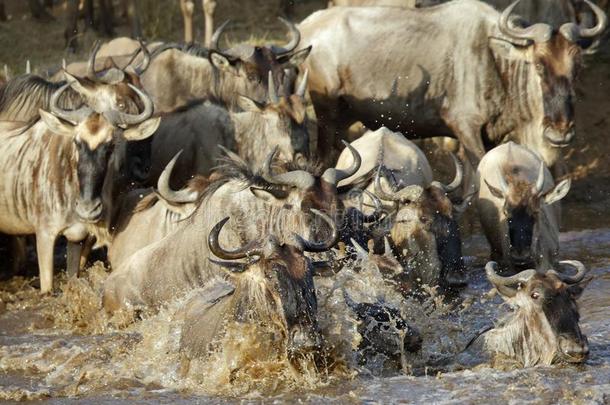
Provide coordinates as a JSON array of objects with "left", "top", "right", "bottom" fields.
[{"left": 0, "top": 75, "right": 83, "bottom": 123}]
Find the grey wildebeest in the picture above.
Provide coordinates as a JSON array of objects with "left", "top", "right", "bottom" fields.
[
  {"left": 102, "top": 144, "right": 362, "bottom": 312},
  {"left": 299, "top": 0, "right": 608, "bottom": 171},
  {"left": 0, "top": 83, "right": 158, "bottom": 293},
  {"left": 139, "top": 18, "right": 312, "bottom": 113},
  {"left": 146, "top": 72, "right": 310, "bottom": 188},
  {"left": 476, "top": 142, "right": 570, "bottom": 273},
  {"left": 0, "top": 41, "right": 152, "bottom": 124},
  {"left": 335, "top": 127, "right": 470, "bottom": 288},
  {"left": 102, "top": 152, "right": 212, "bottom": 269},
  {"left": 484, "top": 260, "right": 591, "bottom": 366},
  {"left": 180, "top": 210, "right": 338, "bottom": 368}
]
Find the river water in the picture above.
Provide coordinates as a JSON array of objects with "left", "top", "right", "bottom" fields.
[{"left": 0, "top": 202, "right": 608, "bottom": 404}]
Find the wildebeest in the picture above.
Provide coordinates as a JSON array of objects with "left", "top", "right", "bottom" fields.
[
  {"left": 102, "top": 144, "right": 361, "bottom": 312},
  {"left": 180, "top": 210, "right": 338, "bottom": 367},
  {"left": 145, "top": 72, "right": 310, "bottom": 188},
  {"left": 476, "top": 142, "right": 571, "bottom": 273},
  {"left": 299, "top": 0, "right": 607, "bottom": 171},
  {"left": 104, "top": 152, "right": 211, "bottom": 269},
  {"left": 0, "top": 84, "right": 158, "bottom": 293},
  {"left": 0, "top": 42, "right": 151, "bottom": 123},
  {"left": 139, "top": 19, "right": 312, "bottom": 113},
  {"left": 335, "top": 128, "right": 470, "bottom": 288},
  {"left": 484, "top": 260, "right": 591, "bottom": 366}
]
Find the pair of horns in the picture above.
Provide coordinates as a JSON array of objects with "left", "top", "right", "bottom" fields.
[
  {"left": 50, "top": 76, "right": 153, "bottom": 126},
  {"left": 499, "top": 0, "right": 607, "bottom": 44},
  {"left": 211, "top": 17, "right": 300, "bottom": 55},
  {"left": 209, "top": 209, "right": 339, "bottom": 267},
  {"left": 261, "top": 141, "right": 361, "bottom": 189},
  {"left": 485, "top": 260, "right": 588, "bottom": 297},
  {"left": 86, "top": 39, "right": 152, "bottom": 83},
  {"left": 488, "top": 161, "right": 546, "bottom": 199}
]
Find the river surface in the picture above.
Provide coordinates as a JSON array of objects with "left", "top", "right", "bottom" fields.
[{"left": 0, "top": 202, "right": 608, "bottom": 404}]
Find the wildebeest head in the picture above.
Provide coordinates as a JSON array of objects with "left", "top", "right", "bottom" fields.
[
  {"left": 39, "top": 81, "right": 160, "bottom": 223},
  {"left": 235, "top": 71, "right": 310, "bottom": 161},
  {"left": 208, "top": 18, "right": 312, "bottom": 104},
  {"left": 249, "top": 142, "right": 362, "bottom": 241},
  {"left": 485, "top": 261, "right": 591, "bottom": 366},
  {"left": 63, "top": 40, "right": 152, "bottom": 115},
  {"left": 208, "top": 209, "right": 339, "bottom": 359},
  {"left": 484, "top": 162, "right": 571, "bottom": 268},
  {"left": 374, "top": 156, "right": 467, "bottom": 288},
  {"left": 493, "top": 0, "right": 607, "bottom": 148}
]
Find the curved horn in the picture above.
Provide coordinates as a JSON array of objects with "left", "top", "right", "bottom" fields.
[
  {"left": 271, "top": 17, "right": 301, "bottom": 54},
  {"left": 105, "top": 84, "right": 153, "bottom": 126},
  {"left": 321, "top": 141, "right": 362, "bottom": 185},
  {"left": 548, "top": 260, "right": 588, "bottom": 284},
  {"left": 294, "top": 209, "right": 339, "bottom": 252},
  {"left": 350, "top": 238, "right": 369, "bottom": 259},
  {"left": 156, "top": 151, "right": 200, "bottom": 204},
  {"left": 134, "top": 38, "right": 152, "bottom": 76},
  {"left": 268, "top": 71, "right": 279, "bottom": 104},
  {"left": 374, "top": 165, "right": 399, "bottom": 202},
  {"left": 359, "top": 189, "right": 383, "bottom": 223},
  {"left": 208, "top": 217, "right": 263, "bottom": 260},
  {"left": 533, "top": 162, "right": 545, "bottom": 197},
  {"left": 87, "top": 40, "right": 102, "bottom": 80},
  {"left": 485, "top": 261, "right": 537, "bottom": 298},
  {"left": 560, "top": 0, "right": 608, "bottom": 42},
  {"left": 498, "top": 0, "right": 552, "bottom": 44},
  {"left": 50, "top": 82, "right": 91, "bottom": 124},
  {"left": 383, "top": 236, "right": 395, "bottom": 259},
  {"left": 210, "top": 20, "right": 231, "bottom": 52},
  {"left": 262, "top": 147, "right": 315, "bottom": 189},
  {"left": 296, "top": 69, "right": 308, "bottom": 99},
  {"left": 438, "top": 153, "right": 463, "bottom": 193}
]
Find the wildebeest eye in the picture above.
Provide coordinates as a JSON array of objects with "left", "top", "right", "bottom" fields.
[
  {"left": 531, "top": 292, "right": 540, "bottom": 300},
  {"left": 117, "top": 102, "right": 126, "bottom": 111},
  {"left": 535, "top": 63, "right": 544, "bottom": 74}
]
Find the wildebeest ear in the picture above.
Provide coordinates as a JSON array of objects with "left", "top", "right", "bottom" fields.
[
  {"left": 209, "top": 52, "right": 236, "bottom": 73},
  {"left": 39, "top": 109, "right": 74, "bottom": 137},
  {"left": 489, "top": 38, "right": 530, "bottom": 62},
  {"left": 250, "top": 187, "right": 288, "bottom": 201},
  {"left": 484, "top": 179, "right": 505, "bottom": 199},
  {"left": 236, "top": 96, "right": 264, "bottom": 113},
  {"left": 277, "top": 46, "right": 313, "bottom": 68},
  {"left": 123, "top": 117, "right": 161, "bottom": 141},
  {"left": 543, "top": 178, "right": 571, "bottom": 205},
  {"left": 567, "top": 276, "right": 593, "bottom": 299}
]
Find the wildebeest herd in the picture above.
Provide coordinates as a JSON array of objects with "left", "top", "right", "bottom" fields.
[{"left": 0, "top": 0, "right": 605, "bottom": 376}]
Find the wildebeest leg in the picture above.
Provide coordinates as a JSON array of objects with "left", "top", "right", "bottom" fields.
[
  {"left": 28, "top": 0, "right": 54, "bottom": 21},
  {"left": 444, "top": 117, "right": 485, "bottom": 194},
  {"left": 83, "top": 0, "right": 94, "bottom": 29},
  {"left": 9, "top": 236, "right": 27, "bottom": 275},
  {"left": 36, "top": 232, "right": 56, "bottom": 294},
  {"left": 66, "top": 241, "right": 82, "bottom": 278},
  {"left": 64, "top": 0, "right": 79, "bottom": 53},
  {"left": 180, "top": 0, "right": 194, "bottom": 44},
  {"left": 202, "top": 0, "right": 216, "bottom": 47},
  {"left": 311, "top": 94, "right": 351, "bottom": 165},
  {"left": 126, "top": 0, "right": 142, "bottom": 39},
  {"left": 98, "top": 0, "right": 114, "bottom": 37},
  {"left": 0, "top": 0, "right": 7, "bottom": 22}
]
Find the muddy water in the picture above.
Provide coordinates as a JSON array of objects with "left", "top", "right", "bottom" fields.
[{"left": 0, "top": 204, "right": 608, "bottom": 404}]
